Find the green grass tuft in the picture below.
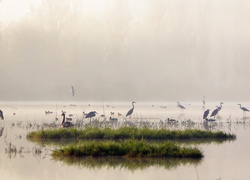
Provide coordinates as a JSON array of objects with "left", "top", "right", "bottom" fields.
[
  {"left": 27, "top": 127, "right": 236, "bottom": 141},
  {"left": 52, "top": 140, "right": 203, "bottom": 158}
]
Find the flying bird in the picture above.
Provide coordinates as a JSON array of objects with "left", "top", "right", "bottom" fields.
[
  {"left": 203, "top": 109, "right": 210, "bottom": 119},
  {"left": 126, "top": 101, "right": 136, "bottom": 117},
  {"left": 177, "top": 102, "right": 186, "bottom": 109},
  {"left": 70, "top": 86, "right": 75, "bottom": 96},
  {"left": 0, "top": 110, "right": 4, "bottom": 120},
  {"left": 238, "top": 104, "right": 249, "bottom": 115}
]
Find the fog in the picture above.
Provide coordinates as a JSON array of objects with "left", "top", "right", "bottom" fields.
[{"left": 0, "top": 0, "right": 250, "bottom": 102}]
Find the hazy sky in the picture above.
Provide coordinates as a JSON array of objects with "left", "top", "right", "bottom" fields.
[{"left": 0, "top": 0, "right": 250, "bottom": 102}]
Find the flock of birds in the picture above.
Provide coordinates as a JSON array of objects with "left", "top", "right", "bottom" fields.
[
  {"left": 0, "top": 86, "right": 249, "bottom": 128},
  {"left": 60, "top": 101, "right": 137, "bottom": 128}
]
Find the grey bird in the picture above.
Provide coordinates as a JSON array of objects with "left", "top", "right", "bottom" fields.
[
  {"left": 238, "top": 104, "right": 249, "bottom": 115},
  {"left": 210, "top": 108, "right": 218, "bottom": 118},
  {"left": 0, "top": 110, "right": 4, "bottom": 120},
  {"left": 126, "top": 101, "right": 136, "bottom": 117},
  {"left": 177, "top": 102, "right": 186, "bottom": 109},
  {"left": 203, "top": 109, "right": 210, "bottom": 119},
  {"left": 216, "top": 102, "right": 224, "bottom": 112},
  {"left": 85, "top": 111, "right": 98, "bottom": 118}
]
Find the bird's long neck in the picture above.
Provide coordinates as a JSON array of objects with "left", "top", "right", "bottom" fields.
[
  {"left": 132, "top": 102, "right": 135, "bottom": 109},
  {"left": 62, "top": 114, "right": 65, "bottom": 124}
]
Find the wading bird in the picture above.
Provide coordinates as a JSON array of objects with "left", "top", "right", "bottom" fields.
[
  {"left": 238, "top": 104, "right": 249, "bottom": 115},
  {"left": 210, "top": 102, "right": 224, "bottom": 118},
  {"left": 203, "top": 109, "right": 210, "bottom": 119},
  {"left": 177, "top": 102, "right": 186, "bottom": 109},
  {"left": 210, "top": 108, "right": 218, "bottom": 118},
  {"left": 85, "top": 111, "right": 98, "bottom": 121},
  {"left": 61, "top": 112, "right": 74, "bottom": 128},
  {"left": 0, "top": 127, "right": 4, "bottom": 137},
  {"left": 70, "top": 86, "right": 75, "bottom": 96},
  {"left": 126, "top": 101, "right": 136, "bottom": 117},
  {"left": 216, "top": 102, "right": 224, "bottom": 112},
  {"left": 0, "top": 110, "right": 4, "bottom": 120}
]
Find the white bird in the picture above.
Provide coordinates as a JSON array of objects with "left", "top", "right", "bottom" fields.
[{"left": 70, "top": 86, "right": 75, "bottom": 96}]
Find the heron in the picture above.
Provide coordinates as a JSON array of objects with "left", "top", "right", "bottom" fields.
[
  {"left": 177, "top": 102, "right": 186, "bottom": 109},
  {"left": 210, "top": 108, "right": 218, "bottom": 118},
  {"left": 0, "top": 110, "right": 4, "bottom": 120},
  {"left": 70, "top": 85, "right": 75, "bottom": 96},
  {"left": 210, "top": 102, "right": 224, "bottom": 118},
  {"left": 203, "top": 109, "right": 210, "bottom": 119},
  {"left": 238, "top": 104, "right": 249, "bottom": 115},
  {"left": 216, "top": 102, "right": 224, "bottom": 112},
  {"left": 0, "top": 127, "right": 4, "bottom": 137},
  {"left": 126, "top": 101, "right": 136, "bottom": 117},
  {"left": 61, "top": 112, "right": 74, "bottom": 128},
  {"left": 85, "top": 111, "right": 98, "bottom": 122}
]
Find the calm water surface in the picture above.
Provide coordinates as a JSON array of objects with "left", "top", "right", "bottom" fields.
[{"left": 0, "top": 101, "right": 250, "bottom": 180}]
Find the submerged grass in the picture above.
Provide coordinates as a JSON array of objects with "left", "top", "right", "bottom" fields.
[
  {"left": 52, "top": 140, "right": 203, "bottom": 158},
  {"left": 27, "top": 127, "right": 236, "bottom": 141}
]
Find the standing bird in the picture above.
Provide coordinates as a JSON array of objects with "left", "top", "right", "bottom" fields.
[
  {"left": 238, "top": 104, "right": 249, "bottom": 115},
  {"left": 210, "top": 108, "right": 218, "bottom": 118},
  {"left": 85, "top": 111, "right": 98, "bottom": 121},
  {"left": 177, "top": 102, "right": 186, "bottom": 109},
  {"left": 203, "top": 109, "right": 210, "bottom": 119},
  {"left": 70, "top": 86, "right": 75, "bottom": 96},
  {"left": 210, "top": 102, "right": 224, "bottom": 118},
  {"left": 216, "top": 102, "right": 224, "bottom": 112},
  {"left": 0, "top": 127, "right": 4, "bottom": 137},
  {"left": 126, "top": 101, "right": 136, "bottom": 117},
  {"left": 0, "top": 110, "right": 4, "bottom": 120}
]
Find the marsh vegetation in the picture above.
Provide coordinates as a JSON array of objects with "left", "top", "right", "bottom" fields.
[
  {"left": 52, "top": 139, "right": 203, "bottom": 158},
  {"left": 27, "top": 127, "right": 236, "bottom": 140}
]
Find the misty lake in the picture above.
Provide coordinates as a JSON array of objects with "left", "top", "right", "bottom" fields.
[{"left": 1, "top": 101, "right": 250, "bottom": 180}]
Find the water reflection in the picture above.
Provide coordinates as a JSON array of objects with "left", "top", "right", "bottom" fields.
[{"left": 53, "top": 156, "right": 202, "bottom": 171}]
